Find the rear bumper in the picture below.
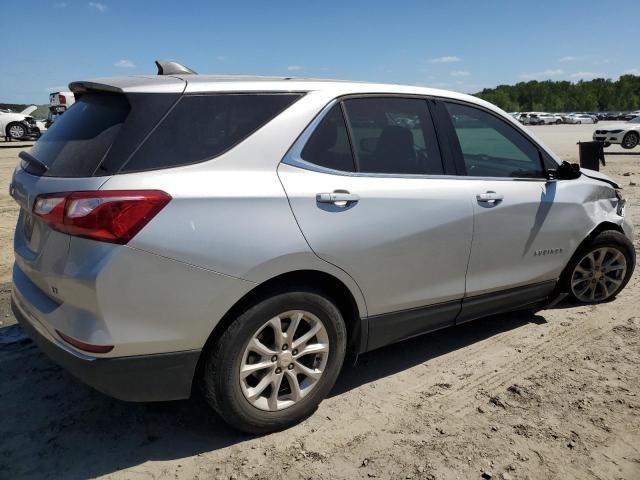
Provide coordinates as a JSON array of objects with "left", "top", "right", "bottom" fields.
[{"left": 11, "top": 295, "right": 201, "bottom": 402}]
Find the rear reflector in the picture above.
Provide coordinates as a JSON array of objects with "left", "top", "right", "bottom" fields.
[
  {"left": 56, "top": 330, "right": 114, "bottom": 354},
  {"left": 59, "top": 94, "right": 66, "bottom": 105},
  {"left": 33, "top": 190, "right": 171, "bottom": 244}
]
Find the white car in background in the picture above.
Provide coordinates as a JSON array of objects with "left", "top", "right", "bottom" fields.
[
  {"left": 537, "top": 113, "right": 563, "bottom": 125},
  {"left": 0, "top": 105, "right": 39, "bottom": 140},
  {"left": 593, "top": 116, "right": 640, "bottom": 149},
  {"left": 565, "top": 114, "right": 596, "bottom": 124}
]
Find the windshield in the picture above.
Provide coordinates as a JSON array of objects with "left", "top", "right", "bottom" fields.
[{"left": 629, "top": 116, "right": 640, "bottom": 124}]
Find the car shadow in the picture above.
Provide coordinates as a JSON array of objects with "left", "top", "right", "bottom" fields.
[
  {"left": 333, "top": 309, "right": 546, "bottom": 395},
  {"left": 0, "top": 308, "right": 546, "bottom": 479}
]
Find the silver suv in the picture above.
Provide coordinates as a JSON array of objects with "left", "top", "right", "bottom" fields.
[{"left": 10, "top": 62, "right": 635, "bottom": 433}]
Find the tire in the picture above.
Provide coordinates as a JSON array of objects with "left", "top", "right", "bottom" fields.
[
  {"left": 578, "top": 121, "right": 582, "bottom": 124},
  {"left": 202, "top": 290, "right": 347, "bottom": 434},
  {"left": 621, "top": 131, "right": 639, "bottom": 150},
  {"left": 556, "top": 119, "right": 562, "bottom": 125},
  {"left": 6, "top": 122, "right": 27, "bottom": 140},
  {"left": 559, "top": 230, "right": 635, "bottom": 304}
]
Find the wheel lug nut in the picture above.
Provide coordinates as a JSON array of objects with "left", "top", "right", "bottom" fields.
[
  {"left": 288, "top": 363, "right": 294, "bottom": 370},
  {"left": 275, "top": 367, "right": 282, "bottom": 374},
  {"left": 282, "top": 344, "right": 288, "bottom": 351},
  {"left": 292, "top": 349, "right": 298, "bottom": 355},
  {"left": 271, "top": 355, "right": 277, "bottom": 362}
]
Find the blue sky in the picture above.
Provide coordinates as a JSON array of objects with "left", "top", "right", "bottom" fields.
[{"left": 2, "top": 0, "right": 639, "bottom": 103}]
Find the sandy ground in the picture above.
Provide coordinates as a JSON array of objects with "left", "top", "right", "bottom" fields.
[{"left": 0, "top": 124, "right": 639, "bottom": 480}]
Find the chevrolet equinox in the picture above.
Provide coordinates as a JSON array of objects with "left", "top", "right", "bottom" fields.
[{"left": 10, "top": 61, "right": 635, "bottom": 433}]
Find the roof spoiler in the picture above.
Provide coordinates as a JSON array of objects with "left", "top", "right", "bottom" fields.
[{"left": 155, "top": 60, "right": 197, "bottom": 76}]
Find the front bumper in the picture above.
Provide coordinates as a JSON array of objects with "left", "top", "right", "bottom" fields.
[
  {"left": 593, "top": 132, "right": 624, "bottom": 144},
  {"left": 11, "top": 293, "right": 201, "bottom": 402}
]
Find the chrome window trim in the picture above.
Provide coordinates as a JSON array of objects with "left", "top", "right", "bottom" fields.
[{"left": 282, "top": 95, "right": 550, "bottom": 182}]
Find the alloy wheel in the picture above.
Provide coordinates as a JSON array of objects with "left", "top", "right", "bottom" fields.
[
  {"left": 622, "top": 133, "right": 639, "bottom": 149},
  {"left": 570, "top": 247, "right": 627, "bottom": 302},
  {"left": 8, "top": 124, "right": 26, "bottom": 139},
  {"left": 239, "top": 310, "right": 329, "bottom": 411}
]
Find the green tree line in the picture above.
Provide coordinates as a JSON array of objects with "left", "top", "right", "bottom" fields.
[{"left": 474, "top": 75, "right": 640, "bottom": 112}]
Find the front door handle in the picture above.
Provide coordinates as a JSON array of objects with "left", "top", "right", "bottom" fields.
[
  {"left": 476, "top": 191, "right": 504, "bottom": 204},
  {"left": 316, "top": 191, "right": 360, "bottom": 206}
]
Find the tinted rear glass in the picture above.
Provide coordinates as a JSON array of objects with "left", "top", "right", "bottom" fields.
[
  {"left": 28, "top": 93, "right": 130, "bottom": 177},
  {"left": 121, "top": 94, "right": 302, "bottom": 172}
]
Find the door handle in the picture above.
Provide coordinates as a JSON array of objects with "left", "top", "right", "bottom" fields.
[
  {"left": 476, "top": 191, "right": 504, "bottom": 204},
  {"left": 316, "top": 191, "right": 360, "bottom": 206}
]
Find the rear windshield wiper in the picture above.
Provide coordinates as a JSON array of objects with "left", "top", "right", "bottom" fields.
[{"left": 19, "top": 151, "right": 49, "bottom": 175}]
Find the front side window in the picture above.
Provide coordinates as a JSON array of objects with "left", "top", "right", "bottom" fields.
[
  {"left": 445, "top": 102, "right": 544, "bottom": 178},
  {"left": 343, "top": 98, "right": 443, "bottom": 175}
]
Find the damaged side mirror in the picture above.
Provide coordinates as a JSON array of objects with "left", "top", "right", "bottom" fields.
[{"left": 547, "top": 161, "right": 581, "bottom": 181}]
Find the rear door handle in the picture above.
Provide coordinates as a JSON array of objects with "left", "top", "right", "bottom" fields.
[
  {"left": 476, "top": 191, "right": 504, "bottom": 203},
  {"left": 316, "top": 191, "right": 360, "bottom": 205}
]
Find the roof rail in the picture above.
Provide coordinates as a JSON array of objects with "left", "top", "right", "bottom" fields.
[{"left": 155, "top": 60, "right": 197, "bottom": 76}]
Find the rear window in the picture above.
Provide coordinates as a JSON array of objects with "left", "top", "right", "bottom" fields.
[
  {"left": 25, "top": 92, "right": 301, "bottom": 177},
  {"left": 121, "top": 93, "right": 302, "bottom": 173},
  {"left": 28, "top": 93, "right": 131, "bottom": 177}
]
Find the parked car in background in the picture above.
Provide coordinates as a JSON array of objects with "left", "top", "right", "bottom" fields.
[
  {"left": 602, "top": 112, "right": 622, "bottom": 120},
  {"left": 47, "top": 91, "right": 75, "bottom": 127},
  {"left": 0, "top": 105, "right": 39, "bottom": 140},
  {"left": 11, "top": 62, "right": 635, "bottom": 433},
  {"left": 593, "top": 116, "right": 640, "bottom": 149},
  {"left": 565, "top": 114, "right": 596, "bottom": 124},
  {"left": 525, "top": 113, "right": 544, "bottom": 125},
  {"left": 619, "top": 112, "right": 638, "bottom": 121},
  {"left": 536, "top": 113, "right": 562, "bottom": 125}
]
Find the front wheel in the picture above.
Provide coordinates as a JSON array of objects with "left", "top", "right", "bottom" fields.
[
  {"left": 7, "top": 122, "right": 27, "bottom": 140},
  {"left": 561, "top": 231, "right": 635, "bottom": 304},
  {"left": 202, "top": 290, "right": 347, "bottom": 433},
  {"left": 621, "top": 131, "right": 639, "bottom": 149}
]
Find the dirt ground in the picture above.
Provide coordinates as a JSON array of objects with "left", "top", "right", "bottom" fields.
[{"left": 0, "top": 124, "right": 639, "bottom": 480}]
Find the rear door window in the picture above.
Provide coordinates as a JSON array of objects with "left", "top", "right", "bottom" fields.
[
  {"left": 301, "top": 105, "right": 355, "bottom": 172},
  {"left": 342, "top": 97, "right": 443, "bottom": 175},
  {"left": 121, "top": 94, "right": 302, "bottom": 172}
]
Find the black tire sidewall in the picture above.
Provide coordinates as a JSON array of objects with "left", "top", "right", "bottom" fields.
[
  {"left": 560, "top": 231, "right": 635, "bottom": 303},
  {"left": 203, "top": 290, "right": 347, "bottom": 433}
]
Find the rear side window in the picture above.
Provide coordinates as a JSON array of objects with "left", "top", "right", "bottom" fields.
[
  {"left": 122, "top": 94, "right": 301, "bottom": 172},
  {"left": 445, "top": 102, "right": 544, "bottom": 178},
  {"left": 301, "top": 105, "right": 355, "bottom": 172},
  {"left": 28, "top": 93, "right": 130, "bottom": 177},
  {"left": 343, "top": 97, "right": 443, "bottom": 175}
]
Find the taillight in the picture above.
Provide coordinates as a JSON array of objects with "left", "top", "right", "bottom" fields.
[
  {"left": 33, "top": 190, "right": 171, "bottom": 244},
  {"left": 59, "top": 94, "right": 66, "bottom": 105}
]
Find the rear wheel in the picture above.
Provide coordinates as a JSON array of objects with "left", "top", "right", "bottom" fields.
[
  {"left": 202, "top": 290, "right": 347, "bottom": 433},
  {"left": 7, "top": 122, "right": 27, "bottom": 140},
  {"left": 621, "top": 131, "right": 639, "bottom": 149},
  {"left": 560, "top": 231, "right": 635, "bottom": 304}
]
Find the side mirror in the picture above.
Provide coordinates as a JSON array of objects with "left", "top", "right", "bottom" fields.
[{"left": 547, "top": 161, "right": 581, "bottom": 181}]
